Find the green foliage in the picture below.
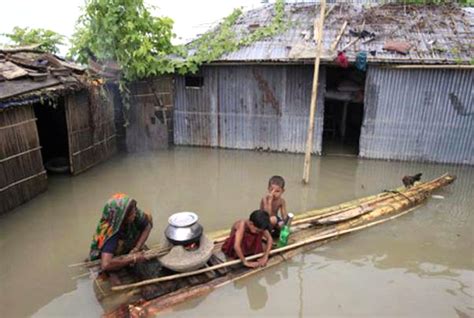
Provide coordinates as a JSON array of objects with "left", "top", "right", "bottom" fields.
[
  {"left": 70, "top": 0, "right": 288, "bottom": 79},
  {"left": 2, "top": 27, "right": 64, "bottom": 54},
  {"left": 69, "top": 0, "right": 176, "bottom": 81},
  {"left": 69, "top": 0, "right": 288, "bottom": 117},
  {"left": 180, "top": 0, "right": 287, "bottom": 74}
]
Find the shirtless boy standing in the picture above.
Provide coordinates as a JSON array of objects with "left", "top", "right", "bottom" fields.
[{"left": 260, "top": 175, "right": 288, "bottom": 238}]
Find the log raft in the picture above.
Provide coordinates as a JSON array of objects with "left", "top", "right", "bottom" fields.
[{"left": 87, "top": 173, "right": 455, "bottom": 317}]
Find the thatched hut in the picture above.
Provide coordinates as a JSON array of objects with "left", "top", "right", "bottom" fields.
[{"left": 0, "top": 47, "right": 117, "bottom": 214}]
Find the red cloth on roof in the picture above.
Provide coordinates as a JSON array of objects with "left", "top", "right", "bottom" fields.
[
  {"left": 221, "top": 224, "right": 264, "bottom": 259},
  {"left": 336, "top": 51, "right": 349, "bottom": 68}
]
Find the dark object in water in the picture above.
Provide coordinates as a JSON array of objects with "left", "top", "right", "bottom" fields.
[
  {"left": 45, "top": 157, "right": 69, "bottom": 173},
  {"left": 402, "top": 173, "right": 422, "bottom": 188}
]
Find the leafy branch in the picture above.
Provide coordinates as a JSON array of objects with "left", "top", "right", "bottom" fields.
[{"left": 2, "top": 27, "right": 65, "bottom": 54}]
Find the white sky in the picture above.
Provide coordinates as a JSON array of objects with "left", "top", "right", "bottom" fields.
[{"left": 0, "top": 0, "right": 265, "bottom": 55}]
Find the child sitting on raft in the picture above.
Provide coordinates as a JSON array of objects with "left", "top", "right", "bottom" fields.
[
  {"left": 260, "top": 175, "right": 288, "bottom": 238},
  {"left": 221, "top": 210, "right": 273, "bottom": 268}
]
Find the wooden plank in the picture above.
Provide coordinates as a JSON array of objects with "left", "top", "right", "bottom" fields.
[
  {"left": 207, "top": 254, "right": 229, "bottom": 276},
  {"left": 0, "top": 77, "right": 60, "bottom": 100},
  {"left": 0, "top": 61, "right": 28, "bottom": 80}
]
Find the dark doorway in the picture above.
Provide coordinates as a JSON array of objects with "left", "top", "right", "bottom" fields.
[
  {"left": 34, "top": 98, "right": 70, "bottom": 173},
  {"left": 322, "top": 66, "right": 365, "bottom": 156}
]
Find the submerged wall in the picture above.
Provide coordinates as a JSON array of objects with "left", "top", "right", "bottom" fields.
[
  {"left": 174, "top": 65, "right": 325, "bottom": 154},
  {"left": 360, "top": 67, "right": 473, "bottom": 165}
]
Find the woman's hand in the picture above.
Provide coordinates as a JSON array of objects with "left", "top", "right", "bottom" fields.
[
  {"left": 133, "top": 251, "right": 147, "bottom": 264},
  {"left": 130, "top": 246, "right": 141, "bottom": 254}
]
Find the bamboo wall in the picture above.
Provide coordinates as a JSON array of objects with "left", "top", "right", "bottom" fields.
[
  {"left": 125, "top": 76, "right": 174, "bottom": 152},
  {"left": 0, "top": 105, "right": 47, "bottom": 214},
  {"left": 65, "top": 88, "right": 117, "bottom": 175}
]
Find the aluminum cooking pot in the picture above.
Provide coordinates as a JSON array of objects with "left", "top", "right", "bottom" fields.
[{"left": 165, "top": 212, "right": 203, "bottom": 245}]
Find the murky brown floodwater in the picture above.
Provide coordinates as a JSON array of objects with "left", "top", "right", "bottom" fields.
[{"left": 0, "top": 147, "right": 473, "bottom": 317}]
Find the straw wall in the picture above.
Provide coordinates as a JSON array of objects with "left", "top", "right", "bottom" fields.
[
  {"left": 65, "top": 88, "right": 117, "bottom": 175},
  {"left": 0, "top": 105, "right": 47, "bottom": 214}
]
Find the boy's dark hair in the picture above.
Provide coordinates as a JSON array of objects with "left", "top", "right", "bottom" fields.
[
  {"left": 249, "top": 210, "right": 271, "bottom": 231},
  {"left": 268, "top": 175, "right": 285, "bottom": 189}
]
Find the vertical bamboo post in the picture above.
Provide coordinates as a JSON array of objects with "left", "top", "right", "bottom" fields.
[{"left": 303, "top": 0, "right": 326, "bottom": 184}]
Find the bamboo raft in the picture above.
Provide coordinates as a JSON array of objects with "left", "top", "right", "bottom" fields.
[{"left": 74, "top": 173, "right": 455, "bottom": 317}]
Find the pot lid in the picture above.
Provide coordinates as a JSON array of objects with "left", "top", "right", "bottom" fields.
[{"left": 168, "top": 212, "right": 199, "bottom": 227}]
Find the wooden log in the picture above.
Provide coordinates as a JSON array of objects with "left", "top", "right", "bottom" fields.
[{"left": 302, "top": 0, "right": 326, "bottom": 184}]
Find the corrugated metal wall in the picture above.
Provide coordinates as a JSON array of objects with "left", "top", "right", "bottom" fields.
[
  {"left": 360, "top": 67, "right": 473, "bottom": 165},
  {"left": 174, "top": 65, "right": 325, "bottom": 154}
]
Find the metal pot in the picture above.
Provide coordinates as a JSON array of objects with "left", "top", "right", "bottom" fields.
[{"left": 165, "top": 212, "right": 203, "bottom": 245}]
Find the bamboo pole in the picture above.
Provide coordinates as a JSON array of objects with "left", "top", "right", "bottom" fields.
[
  {"left": 112, "top": 203, "right": 421, "bottom": 291},
  {"left": 324, "top": 4, "right": 335, "bottom": 19},
  {"left": 330, "top": 21, "right": 348, "bottom": 52},
  {"left": 341, "top": 37, "right": 360, "bottom": 52},
  {"left": 303, "top": 0, "right": 326, "bottom": 184},
  {"left": 68, "top": 246, "right": 171, "bottom": 268}
]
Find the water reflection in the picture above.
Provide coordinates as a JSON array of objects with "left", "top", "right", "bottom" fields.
[
  {"left": 235, "top": 278, "right": 268, "bottom": 311},
  {"left": 0, "top": 147, "right": 472, "bottom": 317}
]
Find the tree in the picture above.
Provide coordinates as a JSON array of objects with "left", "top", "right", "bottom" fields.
[
  {"left": 2, "top": 27, "right": 64, "bottom": 54},
  {"left": 69, "top": 0, "right": 176, "bottom": 81}
]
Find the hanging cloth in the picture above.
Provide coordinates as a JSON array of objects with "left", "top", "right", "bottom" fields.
[
  {"left": 335, "top": 51, "right": 349, "bottom": 68},
  {"left": 355, "top": 51, "right": 368, "bottom": 72}
]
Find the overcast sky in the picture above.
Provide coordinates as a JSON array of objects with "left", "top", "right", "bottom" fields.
[{"left": 0, "top": 0, "right": 265, "bottom": 55}]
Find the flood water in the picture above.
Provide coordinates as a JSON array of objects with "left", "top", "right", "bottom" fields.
[{"left": 0, "top": 147, "right": 473, "bottom": 317}]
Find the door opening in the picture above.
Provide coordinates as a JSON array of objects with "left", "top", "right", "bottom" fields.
[
  {"left": 322, "top": 66, "right": 365, "bottom": 156},
  {"left": 34, "top": 98, "right": 70, "bottom": 173}
]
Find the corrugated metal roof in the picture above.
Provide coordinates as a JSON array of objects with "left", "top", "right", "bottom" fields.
[
  {"left": 360, "top": 66, "right": 473, "bottom": 165},
  {"left": 201, "top": 2, "right": 473, "bottom": 64}
]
